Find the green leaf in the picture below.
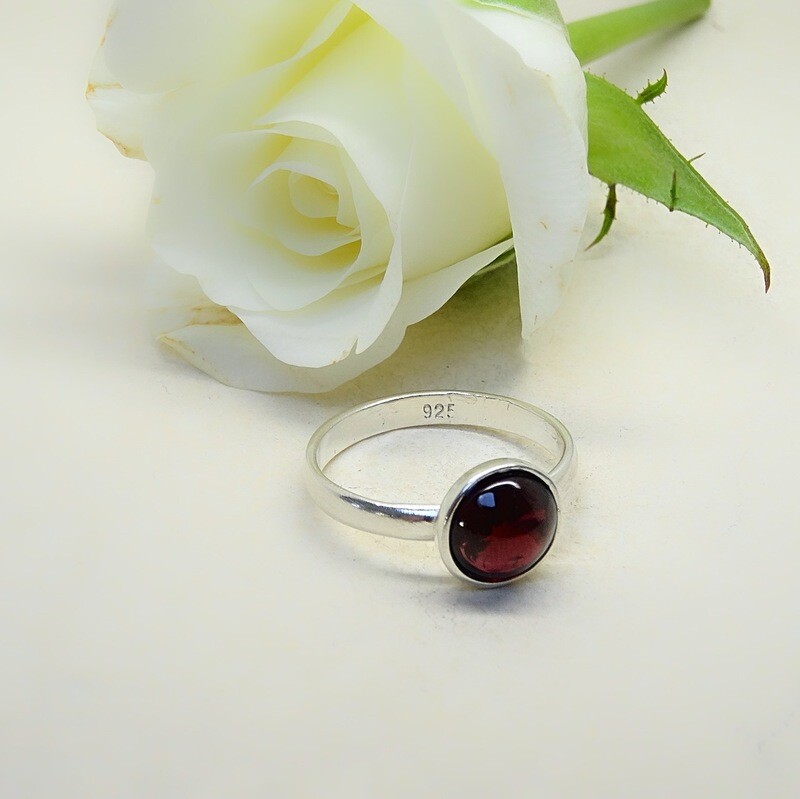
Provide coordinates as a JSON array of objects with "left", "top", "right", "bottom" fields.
[
  {"left": 586, "top": 73, "right": 770, "bottom": 288},
  {"left": 569, "top": 0, "right": 710, "bottom": 66},
  {"left": 468, "top": 0, "right": 565, "bottom": 27}
]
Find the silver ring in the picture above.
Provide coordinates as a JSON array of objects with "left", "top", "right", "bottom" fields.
[{"left": 305, "top": 391, "right": 575, "bottom": 588}]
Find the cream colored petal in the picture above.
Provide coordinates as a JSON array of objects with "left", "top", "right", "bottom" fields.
[
  {"left": 231, "top": 236, "right": 511, "bottom": 368},
  {"left": 394, "top": 55, "right": 510, "bottom": 280},
  {"left": 148, "top": 260, "right": 407, "bottom": 394},
  {"left": 232, "top": 229, "right": 405, "bottom": 367},
  {"left": 257, "top": 19, "right": 414, "bottom": 221},
  {"left": 89, "top": 1, "right": 343, "bottom": 160},
  {"left": 148, "top": 235, "right": 513, "bottom": 391},
  {"left": 238, "top": 17, "right": 514, "bottom": 358},
  {"left": 351, "top": 0, "right": 589, "bottom": 335},
  {"left": 263, "top": 122, "right": 364, "bottom": 231},
  {"left": 288, "top": 173, "right": 339, "bottom": 220},
  {"left": 147, "top": 13, "right": 395, "bottom": 314},
  {"left": 349, "top": 0, "right": 472, "bottom": 119},
  {"left": 101, "top": 0, "right": 342, "bottom": 94},
  {"left": 247, "top": 137, "right": 360, "bottom": 256},
  {"left": 397, "top": 239, "right": 515, "bottom": 327},
  {"left": 438, "top": 4, "right": 589, "bottom": 336},
  {"left": 250, "top": 171, "right": 359, "bottom": 257},
  {"left": 150, "top": 126, "right": 391, "bottom": 314},
  {"left": 86, "top": 42, "right": 156, "bottom": 160}
]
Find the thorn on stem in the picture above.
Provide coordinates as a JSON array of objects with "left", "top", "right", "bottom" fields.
[
  {"left": 588, "top": 184, "right": 617, "bottom": 250},
  {"left": 669, "top": 171, "right": 678, "bottom": 212},
  {"left": 636, "top": 70, "right": 668, "bottom": 106}
]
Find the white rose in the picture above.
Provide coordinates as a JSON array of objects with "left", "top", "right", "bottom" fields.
[{"left": 89, "top": 0, "right": 589, "bottom": 392}]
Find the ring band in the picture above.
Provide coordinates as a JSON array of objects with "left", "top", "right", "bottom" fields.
[{"left": 305, "top": 391, "right": 574, "bottom": 587}]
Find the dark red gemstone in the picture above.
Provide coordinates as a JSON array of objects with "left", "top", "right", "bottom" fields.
[{"left": 449, "top": 469, "right": 557, "bottom": 584}]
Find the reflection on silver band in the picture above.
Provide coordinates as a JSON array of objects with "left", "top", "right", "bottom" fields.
[{"left": 305, "top": 391, "right": 574, "bottom": 542}]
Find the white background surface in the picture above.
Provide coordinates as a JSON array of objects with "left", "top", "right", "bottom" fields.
[{"left": 1, "top": 0, "right": 799, "bottom": 796}]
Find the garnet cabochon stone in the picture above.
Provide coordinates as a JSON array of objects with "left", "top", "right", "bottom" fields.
[{"left": 449, "top": 469, "right": 558, "bottom": 584}]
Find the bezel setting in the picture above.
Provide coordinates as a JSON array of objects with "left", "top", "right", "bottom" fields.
[{"left": 435, "top": 459, "right": 560, "bottom": 588}]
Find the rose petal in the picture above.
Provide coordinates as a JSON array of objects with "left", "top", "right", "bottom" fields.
[
  {"left": 393, "top": 54, "right": 510, "bottom": 280},
  {"left": 86, "top": 44, "right": 155, "bottom": 160},
  {"left": 257, "top": 20, "right": 413, "bottom": 224},
  {"left": 149, "top": 236, "right": 513, "bottom": 390},
  {"left": 288, "top": 173, "right": 340, "bottom": 221},
  {"left": 438, "top": 4, "right": 589, "bottom": 335},
  {"left": 102, "top": 0, "right": 342, "bottom": 94},
  {"left": 150, "top": 124, "right": 393, "bottom": 314},
  {"left": 247, "top": 18, "right": 514, "bottom": 354},
  {"left": 146, "top": 11, "right": 398, "bottom": 316},
  {"left": 350, "top": 0, "right": 589, "bottom": 334},
  {"left": 250, "top": 170, "right": 359, "bottom": 257},
  {"left": 397, "top": 238, "right": 515, "bottom": 327},
  {"left": 148, "top": 259, "right": 408, "bottom": 393},
  {"left": 89, "top": 1, "right": 356, "bottom": 162}
]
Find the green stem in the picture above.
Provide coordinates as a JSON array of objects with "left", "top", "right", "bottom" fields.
[{"left": 568, "top": 0, "right": 711, "bottom": 65}]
